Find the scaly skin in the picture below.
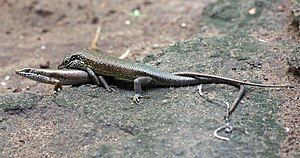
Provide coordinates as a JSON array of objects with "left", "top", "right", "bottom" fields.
[
  {"left": 57, "top": 51, "right": 202, "bottom": 86},
  {"left": 15, "top": 68, "right": 92, "bottom": 91},
  {"left": 57, "top": 51, "right": 291, "bottom": 103}
]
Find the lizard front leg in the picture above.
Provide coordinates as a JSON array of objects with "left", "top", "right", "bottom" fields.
[
  {"left": 86, "top": 67, "right": 114, "bottom": 92},
  {"left": 47, "top": 78, "right": 62, "bottom": 95},
  {"left": 132, "top": 76, "right": 152, "bottom": 103},
  {"left": 30, "top": 75, "right": 62, "bottom": 92},
  {"left": 54, "top": 82, "right": 63, "bottom": 91}
]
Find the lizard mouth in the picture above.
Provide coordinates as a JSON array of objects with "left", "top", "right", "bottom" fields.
[
  {"left": 15, "top": 68, "right": 36, "bottom": 76},
  {"left": 58, "top": 62, "right": 72, "bottom": 69},
  {"left": 57, "top": 64, "right": 65, "bottom": 69}
]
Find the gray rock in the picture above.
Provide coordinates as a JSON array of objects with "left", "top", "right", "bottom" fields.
[{"left": 287, "top": 46, "right": 300, "bottom": 76}]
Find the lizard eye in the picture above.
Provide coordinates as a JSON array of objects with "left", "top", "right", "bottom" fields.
[
  {"left": 70, "top": 54, "right": 80, "bottom": 60},
  {"left": 63, "top": 59, "right": 69, "bottom": 64},
  {"left": 24, "top": 69, "right": 31, "bottom": 73}
]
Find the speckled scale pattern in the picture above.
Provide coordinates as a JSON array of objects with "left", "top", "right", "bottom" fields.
[{"left": 74, "top": 51, "right": 205, "bottom": 86}]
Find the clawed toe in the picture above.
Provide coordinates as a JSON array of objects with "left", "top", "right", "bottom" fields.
[
  {"left": 106, "top": 86, "right": 115, "bottom": 93},
  {"left": 48, "top": 90, "right": 59, "bottom": 97},
  {"left": 132, "top": 94, "right": 141, "bottom": 104},
  {"left": 132, "top": 94, "right": 150, "bottom": 104}
]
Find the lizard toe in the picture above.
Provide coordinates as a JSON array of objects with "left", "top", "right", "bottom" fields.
[
  {"left": 106, "top": 86, "right": 115, "bottom": 93},
  {"left": 47, "top": 91, "right": 59, "bottom": 97},
  {"left": 132, "top": 94, "right": 141, "bottom": 104},
  {"left": 132, "top": 94, "right": 151, "bottom": 104}
]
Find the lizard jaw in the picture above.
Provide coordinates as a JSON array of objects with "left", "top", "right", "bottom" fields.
[{"left": 15, "top": 68, "right": 35, "bottom": 77}]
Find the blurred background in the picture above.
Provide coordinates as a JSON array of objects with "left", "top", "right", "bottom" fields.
[{"left": 0, "top": 0, "right": 216, "bottom": 94}]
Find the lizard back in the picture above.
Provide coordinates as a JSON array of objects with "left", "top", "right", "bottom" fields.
[{"left": 77, "top": 51, "right": 202, "bottom": 86}]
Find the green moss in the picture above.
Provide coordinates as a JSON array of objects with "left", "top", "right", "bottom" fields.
[
  {"left": 207, "top": 31, "right": 260, "bottom": 57},
  {"left": 52, "top": 98, "right": 71, "bottom": 108},
  {"left": 143, "top": 54, "right": 157, "bottom": 63},
  {"left": 202, "top": 0, "right": 269, "bottom": 30},
  {"left": 94, "top": 145, "right": 111, "bottom": 157},
  {"left": 234, "top": 90, "right": 285, "bottom": 157},
  {"left": 203, "top": 0, "right": 287, "bottom": 34},
  {"left": 0, "top": 92, "right": 42, "bottom": 111}
]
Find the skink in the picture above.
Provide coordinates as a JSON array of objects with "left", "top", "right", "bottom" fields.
[
  {"left": 15, "top": 68, "right": 92, "bottom": 91},
  {"left": 57, "top": 51, "right": 291, "bottom": 103}
]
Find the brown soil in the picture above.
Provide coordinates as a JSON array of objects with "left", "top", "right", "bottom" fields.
[{"left": 0, "top": 0, "right": 215, "bottom": 94}]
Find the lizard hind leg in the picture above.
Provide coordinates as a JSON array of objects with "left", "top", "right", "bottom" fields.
[
  {"left": 226, "top": 84, "right": 246, "bottom": 120},
  {"left": 132, "top": 76, "right": 153, "bottom": 104},
  {"left": 98, "top": 76, "right": 115, "bottom": 92}
]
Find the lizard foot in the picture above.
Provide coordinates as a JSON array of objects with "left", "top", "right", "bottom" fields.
[
  {"left": 47, "top": 90, "right": 59, "bottom": 97},
  {"left": 87, "top": 84, "right": 98, "bottom": 88},
  {"left": 132, "top": 94, "right": 150, "bottom": 104},
  {"left": 87, "top": 84, "right": 115, "bottom": 92}
]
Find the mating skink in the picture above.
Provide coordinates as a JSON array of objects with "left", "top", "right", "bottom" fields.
[{"left": 57, "top": 51, "right": 291, "bottom": 103}]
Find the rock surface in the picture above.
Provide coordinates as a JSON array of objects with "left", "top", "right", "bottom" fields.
[{"left": 0, "top": 35, "right": 289, "bottom": 157}]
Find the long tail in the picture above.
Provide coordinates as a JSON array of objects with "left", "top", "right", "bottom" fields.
[{"left": 173, "top": 72, "right": 293, "bottom": 88}]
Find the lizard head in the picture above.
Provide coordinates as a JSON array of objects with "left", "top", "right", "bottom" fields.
[
  {"left": 58, "top": 53, "right": 86, "bottom": 70},
  {"left": 15, "top": 68, "right": 38, "bottom": 77},
  {"left": 15, "top": 68, "right": 69, "bottom": 84},
  {"left": 15, "top": 68, "right": 50, "bottom": 83}
]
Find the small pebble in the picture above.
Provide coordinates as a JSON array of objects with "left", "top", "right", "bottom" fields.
[
  {"left": 285, "top": 127, "right": 290, "bottom": 132},
  {"left": 91, "top": 17, "right": 99, "bottom": 24},
  {"left": 41, "top": 45, "right": 46, "bottom": 50},
  {"left": 13, "top": 88, "right": 22, "bottom": 93},
  {"left": 152, "top": 44, "right": 160, "bottom": 48},
  {"left": 124, "top": 20, "right": 131, "bottom": 25},
  {"left": 277, "top": 4, "right": 285, "bottom": 12},
  {"left": 1, "top": 82, "right": 7, "bottom": 86},
  {"left": 248, "top": 8, "right": 256, "bottom": 15},
  {"left": 181, "top": 22, "right": 187, "bottom": 28},
  {"left": 258, "top": 38, "right": 267, "bottom": 43},
  {"left": 162, "top": 99, "right": 168, "bottom": 103},
  {"left": 40, "top": 61, "right": 50, "bottom": 68},
  {"left": 4, "top": 76, "right": 10, "bottom": 80}
]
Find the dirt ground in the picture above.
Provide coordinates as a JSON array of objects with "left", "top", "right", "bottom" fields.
[
  {"left": 0, "top": 0, "right": 216, "bottom": 95},
  {"left": 0, "top": 0, "right": 299, "bottom": 157}
]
